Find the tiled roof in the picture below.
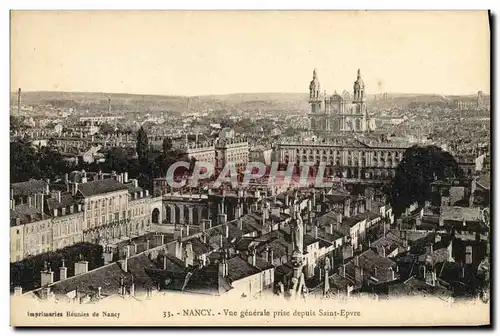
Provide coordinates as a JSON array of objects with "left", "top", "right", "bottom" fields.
[
  {"left": 10, "top": 204, "right": 49, "bottom": 226},
  {"left": 77, "top": 179, "right": 128, "bottom": 197},
  {"left": 226, "top": 256, "right": 262, "bottom": 282},
  {"left": 389, "top": 276, "right": 452, "bottom": 298},
  {"left": 476, "top": 174, "right": 491, "bottom": 189},
  {"left": 48, "top": 263, "right": 128, "bottom": 297},
  {"left": 180, "top": 265, "right": 233, "bottom": 295},
  {"left": 126, "top": 253, "right": 157, "bottom": 290},
  {"left": 303, "top": 233, "right": 320, "bottom": 247},
  {"left": 440, "top": 206, "right": 482, "bottom": 222},
  {"left": 186, "top": 237, "right": 211, "bottom": 256},
  {"left": 46, "top": 193, "right": 78, "bottom": 211},
  {"left": 11, "top": 179, "right": 48, "bottom": 197}
]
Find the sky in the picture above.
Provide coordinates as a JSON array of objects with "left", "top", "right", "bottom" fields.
[{"left": 10, "top": 11, "right": 490, "bottom": 96}]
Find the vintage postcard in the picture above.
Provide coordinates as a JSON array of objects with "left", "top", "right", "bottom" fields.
[{"left": 9, "top": 10, "right": 491, "bottom": 327}]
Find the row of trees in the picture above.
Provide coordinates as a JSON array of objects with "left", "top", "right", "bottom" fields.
[
  {"left": 10, "top": 127, "right": 193, "bottom": 189},
  {"left": 386, "top": 145, "right": 463, "bottom": 217}
]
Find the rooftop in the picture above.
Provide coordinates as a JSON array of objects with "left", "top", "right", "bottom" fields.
[
  {"left": 77, "top": 179, "right": 128, "bottom": 197},
  {"left": 11, "top": 179, "right": 48, "bottom": 197}
]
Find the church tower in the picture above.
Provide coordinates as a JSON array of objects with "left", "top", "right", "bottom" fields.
[
  {"left": 309, "top": 69, "right": 322, "bottom": 113},
  {"left": 353, "top": 69, "right": 365, "bottom": 103},
  {"left": 308, "top": 69, "right": 329, "bottom": 131}
]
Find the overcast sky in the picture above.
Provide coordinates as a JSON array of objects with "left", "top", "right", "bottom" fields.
[{"left": 11, "top": 11, "right": 490, "bottom": 96}]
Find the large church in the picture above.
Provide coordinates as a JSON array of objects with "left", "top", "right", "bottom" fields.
[{"left": 308, "top": 68, "right": 376, "bottom": 133}]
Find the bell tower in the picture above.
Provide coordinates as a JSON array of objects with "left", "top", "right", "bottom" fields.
[
  {"left": 309, "top": 69, "right": 322, "bottom": 113},
  {"left": 353, "top": 69, "right": 365, "bottom": 103}
]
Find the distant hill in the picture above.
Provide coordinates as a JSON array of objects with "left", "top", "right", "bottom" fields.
[{"left": 10, "top": 91, "right": 489, "bottom": 115}]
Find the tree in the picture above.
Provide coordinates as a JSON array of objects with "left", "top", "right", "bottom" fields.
[
  {"left": 10, "top": 140, "right": 41, "bottom": 182},
  {"left": 162, "top": 137, "right": 173, "bottom": 156},
  {"left": 10, "top": 116, "right": 22, "bottom": 130},
  {"left": 387, "top": 145, "right": 462, "bottom": 217},
  {"left": 136, "top": 126, "right": 149, "bottom": 166},
  {"left": 99, "top": 122, "right": 116, "bottom": 135}
]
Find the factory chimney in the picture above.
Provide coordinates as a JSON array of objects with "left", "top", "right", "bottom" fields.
[{"left": 17, "top": 88, "right": 21, "bottom": 115}]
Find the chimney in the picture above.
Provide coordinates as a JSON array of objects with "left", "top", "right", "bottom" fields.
[
  {"left": 45, "top": 179, "right": 50, "bottom": 194},
  {"left": 269, "top": 249, "right": 274, "bottom": 265},
  {"left": 13, "top": 286, "right": 23, "bottom": 296},
  {"left": 51, "top": 190, "right": 61, "bottom": 203},
  {"left": 119, "top": 258, "right": 128, "bottom": 273},
  {"left": 125, "top": 244, "right": 131, "bottom": 258},
  {"left": 224, "top": 223, "right": 229, "bottom": 238},
  {"left": 40, "top": 269, "right": 54, "bottom": 286},
  {"left": 328, "top": 223, "right": 334, "bottom": 235},
  {"left": 42, "top": 287, "right": 51, "bottom": 300},
  {"left": 10, "top": 189, "right": 13, "bottom": 200},
  {"left": 77, "top": 204, "right": 82, "bottom": 212},
  {"left": 134, "top": 179, "right": 138, "bottom": 188},
  {"left": 125, "top": 280, "right": 134, "bottom": 298},
  {"left": 218, "top": 257, "right": 228, "bottom": 278},
  {"left": 314, "top": 225, "right": 318, "bottom": 239},
  {"left": 200, "top": 219, "right": 210, "bottom": 232},
  {"left": 103, "top": 247, "right": 114, "bottom": 265},
  {"left": 340, "top": 264, "right": 346, "bottom": 277},
  {"left": 284, "top": 194, "right": 289, "bottom": 206},
  {"left": 163, "top": 255, "right": 168, "bottom": 270},
  {"left": 124, "top": 172, "right": 129, "bottom": 183},
  {"left": 248, "top": 251, "right": 256, "bottom": 266},
  {"left": 97, "top": 286, "right": 102, "bottom": 298},
  {"left": 72, "top": 182, "right": 79, "bottom": 196},
  {"left": 185, "top": 225, "right": 190, "bottom": 236},
  {"left": 27, "top": 196, "right": 32, "bottom": 208},
  {"left": 120, "top": 277, "right": 125, "bottom": 295},
  {"left": 10, "top": 199, "right": 15, "bottom": 210},
  {"left": 145, "top": 190, "right": 149, "bottom": 197},
  {"left": 218, "top": 213, "right": 227, "bottom": 225},
  {"left": 263, "top": 247, "right": 269, "bottom": 262},
  {"left": 175, "top": 240, "right": 183, "bottom": 260},
  {"left": 238, "top": 218, "right": 243, "bottom": 231},
  {"left": 74, "top": 261, "right": 89, "bottom": 275},
  {"left": 17, "top": 88, "right": 21, "bottom": 115},
  {"left": 366, "top": 196, "right": 372, "bottom": 212},
  {"left": 60, "top": 261, "right": 68, "bottom": 281},
  {"left": 354, "top": 255, "right": 359, "bottom": 267},
  {"left": 53, "top": 208, "right": 58, "bottom": 217},
  {"left": 145, "top": 239, "right": 150, "bottom": 251}
]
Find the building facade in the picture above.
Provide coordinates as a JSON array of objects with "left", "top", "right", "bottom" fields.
[
  {"left": 276, "top": 136, "right": 407, "bottom": 179},
  {"left": 10, "top": 173, "right": 160, "bottom": 263},
  {"left": 308, "top": 69, "right": 376, "bottom": 133}
]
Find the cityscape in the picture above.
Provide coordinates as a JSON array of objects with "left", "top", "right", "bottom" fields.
[{"left": 9, "top": 10, "right": 490, "bottom": 326}]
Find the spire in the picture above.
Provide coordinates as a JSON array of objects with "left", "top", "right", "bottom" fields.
[{"left": 357, "top": 68, "right": 361, "bottom": 79}]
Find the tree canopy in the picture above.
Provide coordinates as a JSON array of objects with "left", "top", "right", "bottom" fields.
[
  {"left": 387, "top": 145, "right": 462, "bottom": 217},
  {"left": 136, "top": 126, "right": 149, "bottom": 166}
]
